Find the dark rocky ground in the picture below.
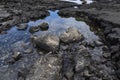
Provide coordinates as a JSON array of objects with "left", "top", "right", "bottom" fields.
[
  {"left": 59, "top": 0, "right": 120, "bottom": 79},
  {"left": 0, "top": 0, "right": 120, "bottom": 80}
]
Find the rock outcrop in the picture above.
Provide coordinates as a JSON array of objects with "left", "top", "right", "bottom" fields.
[
  {"left": 60, "top": 27, "right": 83, "bottom": 43},
  {"left": 31, "top": 34, "right": 60, "bottom": 52}
]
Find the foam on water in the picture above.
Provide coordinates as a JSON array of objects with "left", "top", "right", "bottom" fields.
[{"left": 60, "top": 0, "right": 93, "bottom": 4}]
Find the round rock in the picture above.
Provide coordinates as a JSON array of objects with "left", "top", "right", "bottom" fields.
[{"left": 38, "top": 22, "right": 49, "bottom": 31}]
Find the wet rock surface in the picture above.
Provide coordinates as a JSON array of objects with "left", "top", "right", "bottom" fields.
[
  {"left": 29, "top": 26, "right": 40, "bottom": 33},
  {"left": 17, "top": 23, "right": 28, "bottom": 30},
  {"left": 38, "top": 22, "right": 49, "bottom": 31},
  {"left": 0, "top": 0, "right": 120, "bottom": 80},
  {"left": 0, "top": 41, "right": 40, "bottom": 80},
  {"left": 58, "top": 0, "right": 120, "bottom": 79}
]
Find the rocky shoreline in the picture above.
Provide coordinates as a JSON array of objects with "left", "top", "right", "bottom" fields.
[
  {"left": 59, "top": 0, "right": 120, "bottom": 79},
  {"left": 0, "top": 0, "right": 120, "bottom": 80}
]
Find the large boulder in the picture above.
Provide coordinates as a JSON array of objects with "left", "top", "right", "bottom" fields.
[
  {"left": 60, "top": 27, "right": 83, "bottom": 43},
  {"left": 31, "top": 34, "right": 60, "bottom": 52}
]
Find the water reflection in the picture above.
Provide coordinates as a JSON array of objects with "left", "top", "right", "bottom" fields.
[
  {"left": 0, "top": 10, "right": 99, "bottom": 59},
  {"left": 29, "top": 10, "right": 99, "bottom": 42}
]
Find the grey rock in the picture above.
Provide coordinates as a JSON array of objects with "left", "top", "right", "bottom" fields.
[
  {"left": 29, "top": 26, "right": 40, "bottom": 33},
  {"left": 77, "top": 45, "right": 86, "bottom": 52},
  {"left": 110, "top": 45, "right": 119, "bottom": 53},
  {"left": 112, "top": 28, "right": 120, "bottom": 36},
  {"left": 75, "top": 46, "right": 91, "bottom": 72},
  {"left": 74, "top": 73, "right": 85, "bottom": 80},
  {"left": 94, "top": 40, "right": 103, "bottom": 46},
  {"left": 2, "top": 20, "right": 14, "bottom": 26},
  {"left": 60, "top": 27, "right": 83, "bottom": 43},
  {"left": 102, "top": 52, "right": 111, "bottom": 58},
  {"left": 102, "top": 46, "right": 109, "bottom": 51},
  {"left": 12, "top": 10, "right": 22, "bottom": 15},
  {"left": 31, "top": 34, "right": 60, "bottom": 52},
  {"left": 64, "top": 68, "right": 74, "bottom": 80},
  {"left": 38, "top": 22, "right": 49, "bottom": 31},
  {"left": 0, "top": 10, "right": 11, "bottom": 18},
  {"left": 75, "top": 56, "right": 86, "bottom": 72},
  {"left": 83, "top": 70, "right": 92, "bottom": 77},
  {"left": 0, "top": 20, "right": 15, "bottom": 32},
  {"left": 12, "top": 52, "right": 22, "bottom": 61},
  {"left": 17, "top": 23, "right": 27, "bottom": 30},
  {"left": 88, "top": 42, "right": 95, "bottom": 48},
  {"left": 24, "top": 48, "right": 33, "bottom": 54},
  {"left": 61, "top": 45, "right": 68, "bottom": 50},
  {"left": 82, "top": 0, "right": 87, "bottom": 4},
  {"left": 5, "top": 57, "right": 15, "bottom": 64},
  {"left": 26, "top": 54, "right": 62, "bottom": 80},
  {"left": 0, "top": 31, "right": 7, "bottom": 34},
  {"left": 107, "top": 28, "right": 120, "bottom": 44},
  {"left": 81, "top": 41, "right": 88, "bottom": 46}
]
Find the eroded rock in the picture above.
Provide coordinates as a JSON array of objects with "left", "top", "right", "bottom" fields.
[
  {"left": 75, "top": 46, "right": 91, "bottom": 72},
  {"left": 26, "top": 54, "right": 62, "bottom": 80},
  {"left": 31, "top": 34, "right": 60, "bottom": 52},
  {"left": 60, "top": 27, "right": 83, "bottom": 43}
]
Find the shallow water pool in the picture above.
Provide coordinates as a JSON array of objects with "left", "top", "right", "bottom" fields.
[{"left": 0, "top": 10, "right": 99, "bottom": 64}]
